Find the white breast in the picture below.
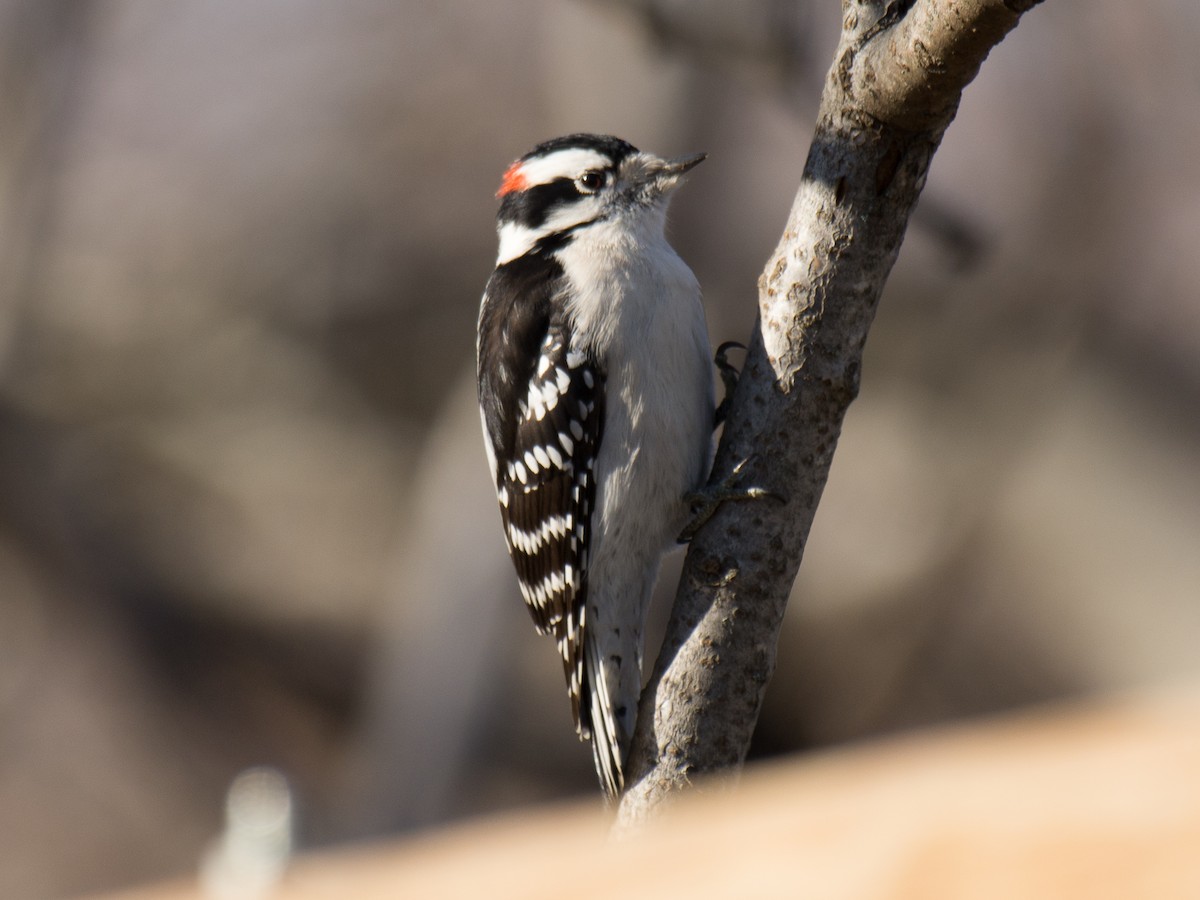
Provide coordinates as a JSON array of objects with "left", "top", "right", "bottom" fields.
[{"left": 556, "top": 214, "right": 714, "bottom": 563}]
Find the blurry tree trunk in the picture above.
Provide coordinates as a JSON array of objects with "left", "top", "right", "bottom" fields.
[
  {"left": 0, "top": 0, "right": 97, "bottom": 362},
  {"left": 619, "top": 0, "right": 1048, "bottom": 827}
]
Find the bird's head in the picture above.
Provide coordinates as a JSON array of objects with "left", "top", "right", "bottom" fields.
[{"left": 494, "top": 133, "right": 705, "bottom": 264}]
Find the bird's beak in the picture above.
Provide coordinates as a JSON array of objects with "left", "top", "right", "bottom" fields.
[
  {"left": 629, "top": 151, "right": 707, "bottom": 194},
  {"left": 656, "top": 152, "right": 707, "bottom": 177}
]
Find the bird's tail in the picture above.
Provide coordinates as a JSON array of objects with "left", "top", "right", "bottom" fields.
[
  {"left": 585, "top": 641, "right": 626, "bottom": 800},
  {"left": 554, "top": 605, "right": 625, "bottom": 799},
  {"left": 577, "top": 561, "right": 662, "bottom": 800}
]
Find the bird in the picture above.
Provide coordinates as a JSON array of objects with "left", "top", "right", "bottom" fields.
[{"left": 476, "top": 133, "right": 714, "bottom": 799}]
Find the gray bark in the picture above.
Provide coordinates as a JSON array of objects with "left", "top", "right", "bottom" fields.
[{"left": 617, "top": 0, "right": 1047, "bottom": 827}]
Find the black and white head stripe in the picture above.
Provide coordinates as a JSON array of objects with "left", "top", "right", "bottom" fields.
[
  {"left": 477, "top": 249, "right": 605, "bottom": 736},
  {"left": 498, "top": 134, "right": 637, "bottom": 202},
  {"left": 494, "top": 134, "right": 637, "bottom": 265}
]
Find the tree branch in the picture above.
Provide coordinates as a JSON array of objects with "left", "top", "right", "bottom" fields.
[{"left": 617, "top": 0, "right": 1047, "bottom": 827}]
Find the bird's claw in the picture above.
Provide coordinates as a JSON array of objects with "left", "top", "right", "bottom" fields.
[
  {"left": 713, "top": 341, "right": 745, "bottom": 428},
  {"left": 677, "top": 456, "right": 785, "bottom": 543}
]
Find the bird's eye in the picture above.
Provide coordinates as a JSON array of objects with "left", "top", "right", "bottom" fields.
[{"left": 576, "top": 171, "right": 606, "bottom": 193}]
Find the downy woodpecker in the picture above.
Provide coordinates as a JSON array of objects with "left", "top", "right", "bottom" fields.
[{"left": 477, "top": 134, "right": 712, "bottom": 798}]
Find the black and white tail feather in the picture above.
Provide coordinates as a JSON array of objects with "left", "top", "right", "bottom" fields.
[{"left": 477, "top": 134, "right": 712, "bottom": 799}]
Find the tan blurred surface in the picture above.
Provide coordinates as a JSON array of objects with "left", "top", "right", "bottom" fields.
[{"left": 90, "top": 684, "right": 1200, "bottom": 900}]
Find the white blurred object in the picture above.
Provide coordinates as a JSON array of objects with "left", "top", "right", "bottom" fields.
[{"left": 199, "top": 767, "right": 294, "bottom": 900}]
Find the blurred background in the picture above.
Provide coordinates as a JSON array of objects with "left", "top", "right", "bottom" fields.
[{"left": 1, "top": 1, "right": 1197, "bottom": 896}]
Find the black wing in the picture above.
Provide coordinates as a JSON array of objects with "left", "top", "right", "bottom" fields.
[{"left": 477, "top": 254, "right": 605, "bottom": 734}]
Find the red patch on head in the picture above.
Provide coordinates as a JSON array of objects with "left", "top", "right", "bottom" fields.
[{"left": 497, "top": 161, "right": 529, "bottom": 197}]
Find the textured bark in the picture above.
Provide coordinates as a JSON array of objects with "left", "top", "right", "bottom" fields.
[{"left": 617, "top": 0, "right": 1046, "bottom": 827}]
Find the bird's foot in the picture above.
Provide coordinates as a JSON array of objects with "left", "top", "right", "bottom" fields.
[
  {"left": 678, "top": 456, "right": 785, "bottom": 543},
  {"left": 713, "top": 341, "right": 745, "bottom": 428}
]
